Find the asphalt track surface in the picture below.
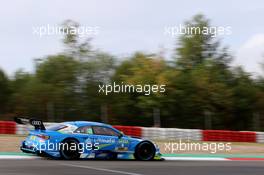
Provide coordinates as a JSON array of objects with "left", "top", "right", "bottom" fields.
[{"left": 1, "top": 159, "right": 264, "bottom": 175}]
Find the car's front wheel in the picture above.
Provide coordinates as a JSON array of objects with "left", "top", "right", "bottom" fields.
[
  {"left": 134, "top": 141, "right": 156, "bottom": 161},
  {"left": 60, "top": 138, "right": 80, "bottom": 160}
]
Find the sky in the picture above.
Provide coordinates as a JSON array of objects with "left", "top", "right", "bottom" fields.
[{"left": 0, "top": 0, "right": 264, "bottom": 76}]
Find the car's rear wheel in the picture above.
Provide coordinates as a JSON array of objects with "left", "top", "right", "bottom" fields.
[
  {"left": 134, "top": 141, "right": 155, "bottom": 161},
  {"left": 60, "top": 138, "right": 80, "bottom": 160}
]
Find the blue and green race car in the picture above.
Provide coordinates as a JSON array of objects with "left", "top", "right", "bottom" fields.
[{"left": 14, "top": 117, "right": 162, "bottom": 160}]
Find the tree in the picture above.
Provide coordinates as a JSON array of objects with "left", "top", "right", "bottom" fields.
[
  {"left": 1, "top": 16, "right": 263, "bottom": 131},
  {"left": 0, "top": 69, "right": 10, "bottom": 116},
  {"left": 35, "top": 55, "right": 81, "bottom": 121},
  {"left": 175, "top": 14, "right": 229, "bottom": 70},
  {"left": 231, "top": 67, "right": 258, "bottom": 130},
  {"left": 111, "top": 53, "right": 169, "bottom": 126},
  {"left": 170, "top": 14, "right": 235, "bottom": 129}
]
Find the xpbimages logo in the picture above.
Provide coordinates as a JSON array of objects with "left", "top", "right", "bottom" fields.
[
  {"left": 32, "top": 24, "right": 99, "bottom": 37},
  {"left": 164, "top": 140, "right": 232, "bottom": 154},
  {"left": 164, "top": 24, "right": 232, "bottom": 37},
  {"left": 31, "top": 140, "right": 100, "bottom": 154},
  {"left": 98, "top": 82, "right": 166, "bottom": 95}
]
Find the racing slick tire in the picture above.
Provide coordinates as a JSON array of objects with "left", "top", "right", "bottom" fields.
[
  {"left": 134, "top": 141, "right": 156, "bottom": 161},
  {"left": 60, "top": 138, "right": 80, "bottom": 160}
]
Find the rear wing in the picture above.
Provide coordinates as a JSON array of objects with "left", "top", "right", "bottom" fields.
[{"left": 14, "top": 117, "right": 46, "bottom": 130}]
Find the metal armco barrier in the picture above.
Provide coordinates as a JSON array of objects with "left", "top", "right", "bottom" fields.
[
  {"left": 203, "top": 130, "right": 257, "bottom": 142},
  {"left": 0, "top": 121, "right": 16, "bottom": 134},
  {"left": 1, "top": 120, "right": 264, "bottom": 143},
  {"left": 142, "top": 127, "right": 202, "bottom": 141},
  {"left": 113, "top": 125, "right": 142, "bottom": 137},
  {"left": 256, "top": 132, "right": 264, "bottom": 143}
]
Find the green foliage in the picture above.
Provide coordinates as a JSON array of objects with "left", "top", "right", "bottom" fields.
[
  {"left": 0, "top": 69, "right": 10, "bottom": 115},
  {"left": 175, "top": 14, "right": 227, "bottom": 70},
  {"left": 1, "top": 15, "right": 264, "bottom": 131},
  {"left": 111, "top": 53, "right": 169, "bottom": 125}
]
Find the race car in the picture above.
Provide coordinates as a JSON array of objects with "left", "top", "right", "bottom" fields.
[{"left": 14, "top": 117, "right": 162, "bottom": 160}]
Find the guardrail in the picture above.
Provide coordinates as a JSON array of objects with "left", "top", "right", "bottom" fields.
[
  {"left": 113, "top": 125, "right": 142, "bottom": 137},
  {"left": 141, "top": 127, "right": 202, "bottom": 141},
  {"left": 0, "top": 120, "right": 264, "bottom": 143},
  {"left": 202, "top": 130, "right": 256, "bottom": 142},
  {"left": 0, "top": 121, "right": 16, "bottom": 134}
]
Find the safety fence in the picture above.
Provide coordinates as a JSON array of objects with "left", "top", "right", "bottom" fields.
[
  {"left": 0, "top": 121, "right": 16, "bottom": 134},
  {"left": 113, "top": 125, "right": 142, "bottom": 137},
  {"left": 202, "top": 130, "right": 256, "bottom": 142},
  {"left": 0, "top": 120, "right": 264, "bottom": 143}
]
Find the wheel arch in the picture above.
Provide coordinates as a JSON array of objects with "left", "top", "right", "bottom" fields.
[
  {"left": 61, "top": 137, "right": 80, "bottom": 143},
  {"left": 134, "top": 140, "right": 156, "bottom": 161},
  {"left": 135, "top": 140, "right": 156, "bottom": 152}
]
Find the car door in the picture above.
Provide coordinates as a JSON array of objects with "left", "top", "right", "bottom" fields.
[
  {"left": 115, "top": 136, "right": 130, "bottom": 152},
  {"left": 92, "top": 126, "right": 120, "bottom": 152},
  {"left": 73, "top": 125, "right": 96, "bottom": 153}
]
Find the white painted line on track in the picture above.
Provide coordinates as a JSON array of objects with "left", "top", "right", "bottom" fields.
[
  {"left": 61, "top": 163, "right": 143, "bottom": 175},
  {"left": 164, "top": 157, "right": 228, "bottom": 161},
  {"left": 0, "top": 155, "right": 229, "bottom": 161},
  {"left": 0, "top": 155, "right": 40, "bottom": 159}
]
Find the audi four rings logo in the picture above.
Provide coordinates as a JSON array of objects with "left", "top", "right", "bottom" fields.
[{"left": 31, "top": 120, "right": 42, "bottom": 125}]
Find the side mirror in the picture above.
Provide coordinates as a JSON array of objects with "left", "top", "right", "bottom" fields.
[{"left": 118, "top": 132, "right": 124, "bottom": 139}]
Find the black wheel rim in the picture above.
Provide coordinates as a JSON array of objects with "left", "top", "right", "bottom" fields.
[{"left": 138, "top": 142, "right": 155, "bottom": 160}]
